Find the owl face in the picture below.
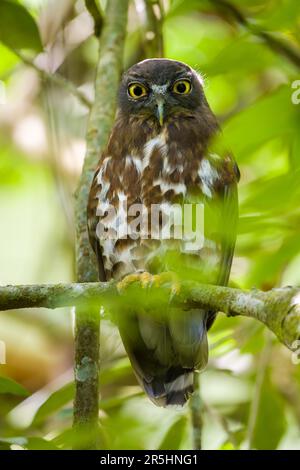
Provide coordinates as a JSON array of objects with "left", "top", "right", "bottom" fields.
[{"left": 119, "top": 59, "right": 205, "bottom": 126}]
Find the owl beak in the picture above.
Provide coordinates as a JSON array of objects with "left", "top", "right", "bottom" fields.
[{"left": 155, "top": 101, "right": 165, "bottom": 127}]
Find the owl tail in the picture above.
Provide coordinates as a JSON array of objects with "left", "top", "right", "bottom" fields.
[
  {"left": 143, "top": 367, "right": 195, "bottom": 407},
  {"left": 117, "top": 308, "right": 209, "bottom": 407}
]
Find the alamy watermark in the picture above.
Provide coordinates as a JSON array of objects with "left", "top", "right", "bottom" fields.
[
  {"left": 96, "top": 199, "right": 205, "bottom": 251},
  {"left": 291, "top": 80, "right": 300, "bottom": 105}
]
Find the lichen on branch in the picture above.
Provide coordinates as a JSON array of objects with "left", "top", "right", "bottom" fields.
[
  {"left": 73, "top": 0, "right": 129, "bottom": 446},
  {"left": 0, "top": 281, "right": 299, "bottom": 350}
]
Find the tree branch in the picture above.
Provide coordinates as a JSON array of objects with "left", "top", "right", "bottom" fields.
[
  {"left": 143, "top": 0, "right": 164, "bottom": 58},
  {"left": 85, "top": 0, "right": 104, "bottom": 38},
  {"left": 0, "top": 281, "right": 299, "bottom": 349},
  {"left": 12, "top": 49, "right": 92, "bottom": 109},
  {"left": 73, "top": 0, "right": 129, "bottom": 449},
  {"left": 75, "top": 0, "right": 129, "bottom": 283},
  {"left": 247, "top": 333, "right": 272, "bottom": 449},
  {"left": 181, "top": 282, "right": 300, "bottom": 349},
  {"left": 189, "top": 373, "right": 203, "bottom": 450},
  {"left": 211, "top": 0, "right": 300, "bottom": 69}
]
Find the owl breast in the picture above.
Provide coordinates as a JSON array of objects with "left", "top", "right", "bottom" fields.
[{"left": 93, "top": 121, "right": 226, "bottom": 282}]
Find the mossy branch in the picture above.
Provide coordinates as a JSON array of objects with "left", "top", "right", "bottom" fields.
[
  {"left": 73, "top": 0, "right": 129, "bottom": 448},
  {"left": 0, "top": 281, "right": 299, "bottom": 350}
]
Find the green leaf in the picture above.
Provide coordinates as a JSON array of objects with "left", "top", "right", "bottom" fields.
[
  {"left": 52, "top": 426, "right": 108, "bottom": 450},
  {"left": 158, "top": 416, "right": 188, "bottom": 450},
  {"left": 0, "top": 436, "right": 58, "bottom": 450},
  {"left": 247, "top": 233, "right": 300, "bottom": 286},
  {"left": 223, "top": 86, "right": 300, "bottom": 160},
  {"left": 255, "top": 0, "right": 300, "bottom": 31},
  {"left": 0, "top": 0, "right": 42, "bottom": 52},
  {"left": 32, "top": 382, "right": 75, "bottom": 426},
  {"left": 241, "top": 170, "right": 300, "bottom": 214},
  {"left": 251, "top": 372, "right": 287, "bottom": 450},
  {"left": 239, "top": 323, "right": 265, "bottom": 355},
  {"left": 0, "top": 436, "right": 27, "bottom": 450},
  {"left": 0, "top": 376, "right": 29, "bottom": 397},
  {"left": 168, "top": 0, "right": 210, "bottom": 17},
  {"left": 32, "top": 358, "right": 133, "bottom": 426},
  {"left": 219, "top": 441, "right": 236, "bottom": 450},
  {"left": 100, "top": 358, "right": 133, "bottom": 386},
  {"left": 206, "top": 35, "right": 278, "bottom": 76},
  {"left": 26, "top": 437, "right": 59, "bottom": 450},
  {"left": 100, "top": 392, "right": 143, "bottom": 411},
  {"left": 0, "top": 43, "right": 19, "bottom": 75},
  {"left": 290, "top": 131, "right": 300, "bottom": 170}
]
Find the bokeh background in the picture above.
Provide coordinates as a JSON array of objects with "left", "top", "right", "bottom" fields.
[{"left": 0, "top": 0, "right": 300, "bottom": 450}]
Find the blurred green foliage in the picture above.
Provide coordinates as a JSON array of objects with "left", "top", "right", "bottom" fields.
[{"left": 0, "top": 0, "right": 299, "bottom": 450}]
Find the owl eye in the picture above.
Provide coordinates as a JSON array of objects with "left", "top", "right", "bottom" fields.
[
  {"left": 128, "top": 83, "right": 148, "bottom": 99},
  {"left": 172, "top": 80, "right": 191, "bottom": 95}
]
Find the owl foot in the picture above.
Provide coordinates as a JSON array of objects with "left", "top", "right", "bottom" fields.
[
  {"left": 117, "top": 271, "right": 180, "bottom": 297},
  {"left": 117, "top": 273, "right": 142, "bottom": 292},
  {"left": 117, "top": 272, "right": 153, "bottom": 292},
  {"left": 152, "top": 272, "right": 181, "bottom": 298}
]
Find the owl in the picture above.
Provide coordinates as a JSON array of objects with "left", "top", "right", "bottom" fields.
[{"left": 87, "top": 59, "right": 239, "bottom": 407}]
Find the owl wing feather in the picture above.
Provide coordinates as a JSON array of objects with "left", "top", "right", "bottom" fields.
[
  {"left": 87, "top": 167, "right": 107, "bottom": 282},
  {"left": 206, "top": 160, "right": 239, "bottom": 330},
  {"left": 87, "top": 149, "right": 239, "bottom": 407},
  {"left": 87, "top": 100, "right": 239, "bottom": 406},
  {"left": 218, "top": 179, "right": 239, "bottom": 286}
]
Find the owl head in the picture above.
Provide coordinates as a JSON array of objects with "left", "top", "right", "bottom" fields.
[{"left": 119, "top": 59, "right": 208, "bottom": 126}]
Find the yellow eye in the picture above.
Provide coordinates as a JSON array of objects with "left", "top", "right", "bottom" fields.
[
  {"left": 128, "top": 83, "right": 148, "bottom": 99},
  {"left": 173, "top": 80, "right": 191, "bottom": 95}
]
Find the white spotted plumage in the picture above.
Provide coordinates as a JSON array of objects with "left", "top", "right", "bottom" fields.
[{"left": 88, "top": 58, "right": 239, "bottom": 408}]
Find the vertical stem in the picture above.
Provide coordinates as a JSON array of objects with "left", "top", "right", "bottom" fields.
[
  {"left": 73, "top": 0, "right": 129, "bottom": 449},
  {"left": 144, "top": 0, "right": 165, "bottom": 57},
  {"left": 190, "top": 373, "right": 203, "bottom": 450},
  {"left": 73, "top": 305, "right": 101, "bottom": 449},
  {"left": 247, "top": 332, "right": 272, "bottom": 449}
]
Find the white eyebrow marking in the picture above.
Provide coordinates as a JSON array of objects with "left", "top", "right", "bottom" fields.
[{"left": 151, "top": 84, "right": 169, "bottom": 94}]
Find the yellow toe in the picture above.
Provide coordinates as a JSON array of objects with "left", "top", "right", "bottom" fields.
[
  {"left": 117, "top": 271, "right": 180, "bottom": 297},
  {"left": 117, "top": 273, "right": 141, "bottom": 292},
  {"left": 140, "top": 272, "right": 154, "bottom": 289}
]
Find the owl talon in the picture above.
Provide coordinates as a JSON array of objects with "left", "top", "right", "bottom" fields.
[
  {"left": 153, "top": 272, "right": 181, "bottom": 298},
  {"left": 117, "top": 273, "right": 141, "bottom": 292},
  {"left": 171, "top": 281, "right": 181, "bottom": 296},
  {"left": 140, "top": 272, "right": 154, "bottom": 289},
  {"left": 117, "top": 272, "right": 154, "bottom": 292},
  {"left": 117, "top": 272, "right": 180, "bottom": 298}
]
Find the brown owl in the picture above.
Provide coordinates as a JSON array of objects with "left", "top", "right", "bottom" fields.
[{"left": 87, "top": 59, "right": 239, "bottom": 407}]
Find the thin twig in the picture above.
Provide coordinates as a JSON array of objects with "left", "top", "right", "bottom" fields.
[
  {"left": 73, "top": 0, "right": 129, "bottom": 449},
  {"left": 247, "top": 332, "right": 273, "bottom": 449},
  {"left": 85, "top": 0, "right": 104, "bottom": 37},
  {"left": 12, "top": 49, "right": 92, "bottom": 109},
  {"left": 189, "top": 373, "right": 203, "bottom": 450},
  {"left": 143, "top": 0, "right": 164, "bottom": 57},
  {"left": 203, "top": 401, "right": 238, "bottom": 449},
  {"left": 211, "top": 0, "right": 300, "bottom": 69}
]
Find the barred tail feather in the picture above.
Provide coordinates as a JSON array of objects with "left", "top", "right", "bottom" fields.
[
  {"left": 118, "top": 309, "right": 210, "bottom": 407},
  {"left": 143, "top": 368, "right": 194, "bottom": 407}
]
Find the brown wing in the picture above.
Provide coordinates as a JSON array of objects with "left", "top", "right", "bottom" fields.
[
  {"left": 206, "top": 158, "right": 239, "bottom": 329},
  {"left": 87, "top": 167, "right": 106, "bottom": 282},
  {"left": 217, "top": 178, "right": 239, "bottom": 286}
]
